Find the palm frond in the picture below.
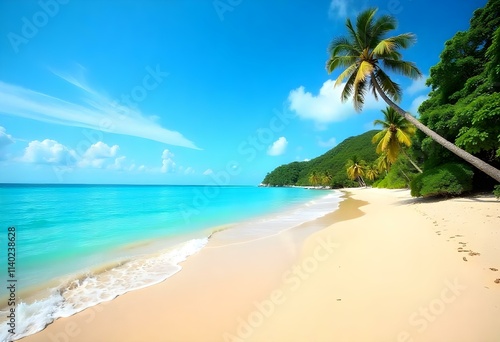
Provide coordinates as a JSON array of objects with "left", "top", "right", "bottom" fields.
[
  {"left": 382, "top": 59, "right": 422, "bottom": 79},
  {"left": 345, "top": 18, "right": 363, "bottom": 52},
  {"left": 328, "top": 36, "right": 360, "bottom": 57},
  {"left": 330, "top": 59, "right": 357, "bottom": 81},
  {"left": 356, "top": 8, "right": 377, "bottom": 48},
  {"left": 373, "top": 119, "right": 390, "bottom": 128},
  {"left": 378, "top": 129, "right": 392, "bottom": 154},
  {"left": 396, "top": 128, "right": 412, "bottom": 147},
  {"left": 353, "top": 78, "right": 368, "bottom": 112},
  {"left": 354, "top": 61, "right": 374, "bottom": 84},
  {"left": 369, "top": 15, "right": 397, "bottom": 50},
  {"left": 387, "top": 138, "right": 400, "bottom": 163},
  {"left": 327, "top": 55, "right": 356, "bottom": 73},
  {"left": 372, "top": 68, "right": 402, "bottom": 103},
  {"left": 372, "top": 38, "right": 396, "bottom": 56},
  {"left": 340, "top": 69, "right": 357, "bottom": 102},
  {"left": 372, "top": 129, "right": 385, "bottom": 144},
  {"left": 389, "top": 33, "right": 417, "bottom": 49}
]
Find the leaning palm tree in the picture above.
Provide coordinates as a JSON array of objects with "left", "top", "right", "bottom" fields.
[
  {"left": 326, "top": 8, "right": 500, "bottom": 182},
  {"left": 372, "top": 106, "right": 422, "bottom": 173},
  {"left": 346, "top": 156, "right": 367, "bottom": 187}
]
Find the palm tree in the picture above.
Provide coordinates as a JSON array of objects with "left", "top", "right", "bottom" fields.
[
  {"left": 321, "top": 170, "right": 333, "bottom": 188},
  {"left": 326, "top": 8, "right": 500, "bottom": 182},
  {"left": 309, "top": 171, "right": 320, "bottom": 186},
  {"left": 346, "top": 156, "right": 367, "bottom": 187},
  {"left": 365, "top": 164, "right": 379, "bottom": 182},
  {"left": 372, "top": 106, "right": 422, "bottom": 173}
]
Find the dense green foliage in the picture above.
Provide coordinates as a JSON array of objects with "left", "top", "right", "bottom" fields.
[
  {"left": 410, "top": 163, "right": 474, "bottom": 197},
  {"left": 374, "top": 155, "right": 416, "bottom": 189},
  {"left": 415, "top": 0, "right": 500, "bottom": 192},
  {"left": 262, "top": 131, "right": 379, "bottom": 187}
]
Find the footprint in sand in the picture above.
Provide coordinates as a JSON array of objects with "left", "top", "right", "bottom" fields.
[
  {"left": 469, "top": 251, "right": 481, "bottom": 256},
  {"left": 494, "top": 279, "right": 500, "bottom": 284},
  {"left": 463, "top": 257, "right": 468, "bottom": 262},
  {"left": 490, "top": 268, "right": 498, "bottom": 272}
]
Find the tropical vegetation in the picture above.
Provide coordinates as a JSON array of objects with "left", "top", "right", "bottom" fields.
[
  {"left": 263, "top": 0, "right": 499, "bottom": 197},
  {"left": 326, "top": 7, "right": 500, "bottom": 183},
  {"left": 372, "top": 106, "right": 422, "bottom": 173},
  {"left": 262, "top": 130, "right": 378, "bottom": 188},
  {"left": 345, "top": 156, "right": 367, "bottom": 187}
]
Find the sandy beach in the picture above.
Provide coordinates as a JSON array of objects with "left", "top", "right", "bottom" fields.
[{"left": 21, "top": 188, "right": 500, "bottom": 342}]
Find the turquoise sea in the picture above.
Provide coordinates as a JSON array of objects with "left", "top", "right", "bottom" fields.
[{"left": 0, "top": 184, "right": 342, "bottom": 340}]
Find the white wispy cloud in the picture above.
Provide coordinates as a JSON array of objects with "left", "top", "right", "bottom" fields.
[
  {"left": 267, "top": 137, "right": 288, "bottom": 156},
  {"left": 0, "top": 126, "right": 14, "bottom": 149},
  {"left": 0, "top": 77, "right": 200, "bottom": 149},
  {"left": 288, "top": 80, "right": 383, "bottom": 126},
  {"left": 409, "top": 95, "right": 428, "bottom": 115},
  {"left": 406, "top": 75, "right": 429, "bottom": 96}
]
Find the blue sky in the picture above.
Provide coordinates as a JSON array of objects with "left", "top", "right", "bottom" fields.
[{"left": 0, "top": 0, "right": 487, "bottom": 185}]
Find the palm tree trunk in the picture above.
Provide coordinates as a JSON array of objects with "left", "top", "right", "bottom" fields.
[
  {"left": 401, "top": 148, "right": 423, "bottom": 173},
  {"left": 359, "top": 176, "right": 367, "bottom": 187},
  {"left": 400, "top": 169, "right": 411, "bottom": 184},
  {"left": 356, "top": 176, "right": 363, "bottom": 187},
  {"left": 372, "top": 77, "right": 500, "bottom": 183}
]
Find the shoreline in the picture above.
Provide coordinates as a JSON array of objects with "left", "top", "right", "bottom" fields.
[
  {"left": 20, "top": 188, "right": 500, "bottom": 341},
  {"left": 7, "top": 189, "right": 342, "bottom": 341}
]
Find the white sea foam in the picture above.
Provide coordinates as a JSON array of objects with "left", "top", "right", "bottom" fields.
[
  {"left": 0, "top": 190, "right": 343, "bottom": 341},
  {"left": 211, "top": 190, "right": 344, "bottom": 243},
  {"left": 0, "top": 238, "right": 207, "bottom": 342}
]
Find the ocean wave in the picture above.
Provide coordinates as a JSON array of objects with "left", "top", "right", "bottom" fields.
[{"left": 0, "top": 238, "right": 208, "bottom": 342}]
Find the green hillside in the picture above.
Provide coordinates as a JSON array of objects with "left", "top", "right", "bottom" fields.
[{"left": 262, "top": 130, "right": 379, "bottom": 187}]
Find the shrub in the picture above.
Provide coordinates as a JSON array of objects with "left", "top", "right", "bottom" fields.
[
  {"left": 494, "top": 185, "right": 500, "bottom": 199},
  {"left": 376, "top": 176, "right": 407, "bottom": 189},
  {"left": 410, "top": 163, "right": 474, "bottom": 197}
]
